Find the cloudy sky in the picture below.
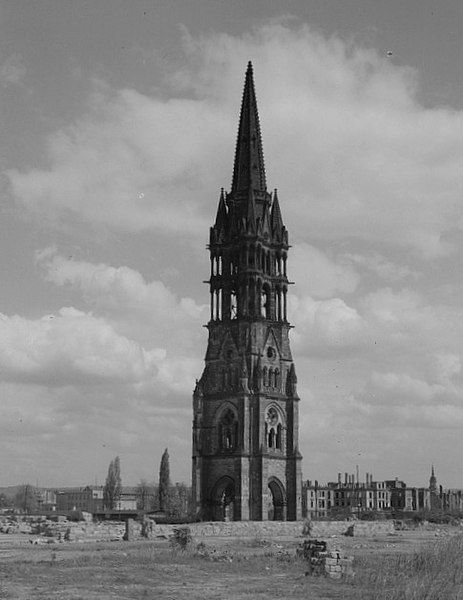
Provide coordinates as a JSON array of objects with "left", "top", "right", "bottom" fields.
[{"left": 2, "top": 0, "right": 463, "bottom": 489}]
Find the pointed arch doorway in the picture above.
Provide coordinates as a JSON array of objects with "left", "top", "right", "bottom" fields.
[
  {"left": 268, "top": 477, "right": 286, "bottom": 521},
  {"left": 211, "top": 476, "right": 235, "bottom": 521}
]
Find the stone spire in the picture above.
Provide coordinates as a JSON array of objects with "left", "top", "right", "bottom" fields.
[
  {"left": 271, "top": 189, "right": 284, "bottom": 237},
  {"left": 430, "top": 465, "right": 437, "bottom": 491},
  {"left": 214, "top": 188, "right": 227, "bottom": 230},
  {"left": 231, "top": 61, "right": 267, "bottom": 194}
]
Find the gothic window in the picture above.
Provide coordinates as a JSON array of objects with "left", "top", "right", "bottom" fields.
[
  {"left": 276, "top": 424, "right": 282, "bottom": 449},
  {"left": 268, "top": 428, "right": 275, "bottom": 448},
  {"left": 230, "top": 292, "right": 237, "bottom": 319},
  {"left": 268, "top": 368, "right": 274, "bottom": 388},
  {"left": 218, "top": 408, "right": 238, "bottom": 451},
  {"left": 265, "top": 406, "right": 283, "bottom": 451},
  {"left": 262, "top": 284, "right": 270, "bottom": 319},
  {"left": 275, "top": 369, "right": 280, "bottom": 391},
  {"left": 228, "top": 368, "right": 233, "bottom": 389},
  {"left": 263, "top": 367, "right": 268, "bottom": 387},
  {"left": 249, "top": 245, "right": 254, "bottom": 267},
  {"left": 217, "top": 288, "right": 222, "bottom": 320}
]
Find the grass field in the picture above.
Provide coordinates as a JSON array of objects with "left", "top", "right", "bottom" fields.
[{"left": 0, "top": 527, "right": 462, "bottom": 599}]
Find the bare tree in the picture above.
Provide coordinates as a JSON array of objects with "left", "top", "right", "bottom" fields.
[
  {"left": 136, "top": 479, "right": 153, "bottom": 511},
  {"left": 14, "top": 484, "right": 39, "bottom": 514}
]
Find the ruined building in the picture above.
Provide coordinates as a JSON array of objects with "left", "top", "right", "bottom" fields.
[{"left": 192, "top": 63, "right": 302, "bottom": 521}]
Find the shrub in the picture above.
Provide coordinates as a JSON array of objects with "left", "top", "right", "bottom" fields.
[{"left": 169, "top": 526, "right": 192, "bottom": 552}]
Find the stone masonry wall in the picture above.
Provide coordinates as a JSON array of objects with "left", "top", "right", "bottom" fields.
[{"left": 0, "top": 516, "right": 395, "bottom": 543}]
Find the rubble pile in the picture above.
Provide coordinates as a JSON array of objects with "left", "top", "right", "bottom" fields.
[{"left": 297, "top": 539, "right": 354, "bottom": 580}]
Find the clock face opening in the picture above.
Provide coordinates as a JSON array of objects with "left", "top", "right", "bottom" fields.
[{"left": 267, "top": 347, "right": 276, "bottom": 359}]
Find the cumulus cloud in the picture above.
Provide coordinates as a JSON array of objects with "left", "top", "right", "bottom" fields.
[
  {"left": 5, "top": 22, "right": 463, "bottom": 485},
  {"left": 0, "top": 54, "right": 26, "bottom": 87},
  {"left": 6, "top": 23, "right": 463, "bottom": 258},
  {"left": 290, "top": 243, "right": 359, "bottom": 299},
  {"left": 0, "top": 307, "right": 162, "bottom": 385},
  {"left": 36, "top": 247, "right": 208, "bottom": 348},
  {"left": 343, "top": 253, "right": 415, "bottom": 283},
  {"left": 290, "top": 295, "right": 364, "bottom": 355}
]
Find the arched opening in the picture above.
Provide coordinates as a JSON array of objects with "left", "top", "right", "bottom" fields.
[
  {"left": 230, "top": 291, "right": 237, "bottom": 319},
  {"left": 268, "top": 428, "right": 275, "bottom": 448},
  {"left": 218, "top": 408, "right": 238, "bottom": 451},
  {"left": 276, "top": 424, "right": 282, "bottom": 449},
  {"left": 262, "top": 283, "right": 270, "bottom": 319},
  {"left": 268, "top": 478, "right": 286, "bottom": 521},
  {"left": 211, "top": 476, "right": 235, "bottom": 521}
]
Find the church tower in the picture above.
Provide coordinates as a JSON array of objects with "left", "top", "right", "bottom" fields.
[{"left": 192, "top": 62, "right": 302, "bottom": 521}]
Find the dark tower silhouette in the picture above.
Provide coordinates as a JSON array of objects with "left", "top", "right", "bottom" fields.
[
  {"left": 429, "top": 465, "right": 437, "bottom": 493},
  {"left": 429, "top": 464, "right": 440, "bottom": 510},
  {"left": 192, "top": 62, "right": 302, "bottom": 521}
]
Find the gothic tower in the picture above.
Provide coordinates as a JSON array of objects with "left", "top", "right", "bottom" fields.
[{"left": 192, "top": 62, "right": 302, "bottom": 521}]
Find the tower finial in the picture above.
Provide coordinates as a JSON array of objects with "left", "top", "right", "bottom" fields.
[{"left": 231, "top": 62, "right": 266, "bottom": 193}]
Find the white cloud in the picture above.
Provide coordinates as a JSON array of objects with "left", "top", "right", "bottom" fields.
[
  {"left": 4, "top": 22, "right": 463, "bottom": 486},
  {"left": 343, "top": 253, "right": 414, "bottom": 283},
  {"left": 6, "top": 23, "right": 463, "bottom": 258},
  {"left": 0, "top": 307, "right": 162, "bottom": 385},
  {"left": 290, "top": 243, "right": 359, "bottom": 299},
  {"left": 36, "top": 247, "right": 208, "bottom": 348},
  {"left": 0, "top": 54, "right": 26, "bottom": 87},
  {"left": 291, "top": 295, "right": 364, "bottom": 354}
]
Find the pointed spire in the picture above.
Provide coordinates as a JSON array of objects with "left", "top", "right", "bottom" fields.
[
  {"left": 271, "top": 189, "right": 284, "bottom": 236},
  {"left": 214, "top": 188, "right": 228, "bottom": 230},
  {"left": 232, "top": 62, "right": 267, "bottom": 194}
]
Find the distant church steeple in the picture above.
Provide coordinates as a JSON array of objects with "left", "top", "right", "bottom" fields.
[
  {"left": 429, "top": 464, "right": 437, "bottom": 492},
  {"left": 192, "top": 63, "right": 302, "bottom": 522}
]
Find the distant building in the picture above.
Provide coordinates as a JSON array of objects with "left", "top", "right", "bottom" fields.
[
  {"left": 303, "top": 472, "right": 391, "bottom": 518},
  {"left": 56, "top": 486, "right": 104, "bottom": 513},
  {"left": 385, "top": 479, "right": 431, "bottom": 511},
  {"left": 55, "top": 486, "right": 137, "bottom": 514},
  {"left": 37, "top": 489, "right": 57, "bottom": 512}
]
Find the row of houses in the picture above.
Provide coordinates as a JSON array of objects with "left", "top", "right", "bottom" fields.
[
  {"left": 37, "top": 486, "right": 138, "bottom": 514},
  {"left": 302, "top": 468, "right": 463, "bottom": 518}
]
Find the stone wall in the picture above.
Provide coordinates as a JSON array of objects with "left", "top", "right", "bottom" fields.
[
  {"left": 306, "top": 520, "right": 394, "bottom": 538},
  {"left": 151, "top": 519, "right": 395, "bottom": 539},
  {"left": 0, "top": 515, "right": 395, "bottom": 543}
]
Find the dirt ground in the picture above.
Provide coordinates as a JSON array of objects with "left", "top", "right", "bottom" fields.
[{"left": 0, "top": 525, "right": 459, "bottom": 599}]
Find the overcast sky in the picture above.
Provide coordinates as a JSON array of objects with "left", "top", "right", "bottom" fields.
[{"left": 2, "top": 0, "right": 463, "bottom": 489}]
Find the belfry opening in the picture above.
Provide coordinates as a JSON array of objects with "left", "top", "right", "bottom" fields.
[{"left": 192, "top": 62, "right": 303, "bottom": 521}]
